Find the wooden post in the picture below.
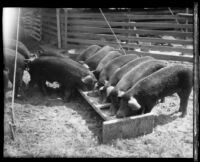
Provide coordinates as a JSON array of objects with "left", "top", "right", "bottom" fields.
[
  {"left": 56, "top": 8, "right": 61, "bottom": 48},
  {"left": 193, "top": 3, "right": 199, "bottom": 162},
  {"left": 64, "top": 8, "right": 68, "bottom": 50}
]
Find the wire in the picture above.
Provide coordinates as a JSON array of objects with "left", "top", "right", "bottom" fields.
[
  {"left": 11, "top": 8, "right": 21, "bottom": 126},
  {"left": 168, "top": 7, "right": 184, "bottom": 32},
  {"left": 99, "top": 8, "right": 127, "bottom": 55}
]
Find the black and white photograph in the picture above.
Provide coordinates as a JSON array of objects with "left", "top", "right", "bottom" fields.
[{"left": 2, "top": 5, "right": 199, "bottom": 158}]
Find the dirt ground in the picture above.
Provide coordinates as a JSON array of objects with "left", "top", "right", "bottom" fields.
[{"left": 4, "top": 80, "right": 194, "bottom": 158}]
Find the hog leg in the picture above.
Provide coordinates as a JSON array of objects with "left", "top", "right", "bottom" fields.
[
  {"left": 38, "top": 78, "right": 48, "bottom": 96},
  {"left": 99, "top": 89, "right": 107, "bottom": 103},
  {"left": 108, "top": 95, "right": 120, "bottom": 116},
  {"left": 144, "top": 99, "right": 157, "bottom": 114},
  {"left": 69, "top": 87, "right": 77, "bottom": 100},
  {"left": 16, "top": 69, "right": 24, "bottom": 98},
  {"left": 160, "top": 97, "right": 165, "bottom": 103},
  {"left": 61, "top": 85, "right": 72, "bottom": 102},
  {"left": 116, "top": 99, "right": 129, "bottom": 118},
  {"left": 9, "top": 69, "right": 23, "bottom": 98},
  {"left": 177, "top": 88, "right": 192, "bottom": 118}
]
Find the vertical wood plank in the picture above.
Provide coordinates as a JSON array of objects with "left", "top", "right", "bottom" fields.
[
  {"left": 56, "top": 8, "right": 61, "bottom": 48},
  {"left": 64, "top": 8, "right": 68, "bottom": 49},
  {"left": 193, "top": 3, "right": 199, "bottom": 161}
]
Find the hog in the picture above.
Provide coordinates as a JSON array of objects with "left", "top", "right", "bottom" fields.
[
  {"left": 108, "top": 56, "right": 154, "bottom": 88},
  {"left": 97, "top": 56, "right": 154, "bottom": 103},
  {"left": 4, "top": 39, "right": 31, "bottom": 59},
  {"left": 108, "top": 60, "right": 167, "bottom": 116},
  {"left": 27, "top": 56, "right": 97, "bottom": 101},
  {"left": 98, "top": 54, "right": 139, "bottom": 86},
  {"left": 85, "top": 45, "right": 115, "bottom": 70},
  {"left": 117, "top": 64, "right": 193, "bottom": 118},
  {"left": 94, "top": 50, "right": 122, "bottom": 79},
  {"left": 36, "top": 51, "right": 90, "bottom": 70},
  {"left": 4, "top": 48, "right": 26, "bottom": 97},
  {"left": 77, "top": 45, "right": 101, "bottom": 61}
]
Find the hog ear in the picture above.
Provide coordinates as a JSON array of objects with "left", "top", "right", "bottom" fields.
[
  {"left": 99, "top": 86, "right": 104, "bottom": 91},
  {"left": 104, "top": 80, "right": 109, "bottom": 86},
  {"left": 81, "top": 75, "right": 91, "bottom": 83},
  {"left": 94, "top": 82, "right": 99, "bottom": 89},
  {"left": 117, "top": 90, "right": 125, "bottom": 97},
  {"left": 128, "top": 97, "right": 141, "bottom": 110},
  {"left": 82, "top": 63, "right": 89, "bottom": 69},
  {"left": 106, "top": 86, "right": 114, "bottom": 97}
]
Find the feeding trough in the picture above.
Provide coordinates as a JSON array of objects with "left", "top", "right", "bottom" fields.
[{"left": 78, "top": 89, "right": 156, "bottom": 143}]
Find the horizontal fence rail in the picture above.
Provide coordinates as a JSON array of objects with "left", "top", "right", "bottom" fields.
[
  {"left": 66, "top": 26, "right": 193, "bottom": 38},
  {"left": 66, "top": 32, "right": 193, "bottom": 45}
]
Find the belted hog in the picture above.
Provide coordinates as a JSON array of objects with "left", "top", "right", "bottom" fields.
[
  {"left": 85, "top": 45, "right": 115, "bottom": 70},
  {"left": 108, "top": 60, "right": 167, "bottom": 116},
  {"left": 117, "top": 64, "right": 193, "bottom": 118},
  {"left": 77, "top": 45, "right": 101, "bottom": 61},
  {"left": 98, "top": 56, "right": 154, "bottom": 103},
  {"left": 98, "top": 54, "right": 139, "bottom": 86},
  {"left": 108, "top": 56, "right": 154, "bottom": 88},
  {"left": 4, "top": 48, "right": 26, "bottom": 97},
  {"left": 94, "top": 50, "right": 122, "bottom": 79}
]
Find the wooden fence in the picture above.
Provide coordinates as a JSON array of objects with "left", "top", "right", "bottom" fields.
[
  {"left": 41, "top": 8, "right": 193, "bottom": 62},
  {"left": 21, "top": 8, "right": 42, "bottom": 41}
]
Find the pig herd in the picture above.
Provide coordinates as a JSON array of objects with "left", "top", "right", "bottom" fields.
[{"left": 3, "top": 40, "right": 193, "bottom": 119}]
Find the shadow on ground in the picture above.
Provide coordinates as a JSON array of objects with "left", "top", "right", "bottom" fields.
[{"left": 154, "top": 112, "right": 180, "bottom": 127}]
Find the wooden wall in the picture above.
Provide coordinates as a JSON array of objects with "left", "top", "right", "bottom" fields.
[{"left": 41, "top": 8, "right": 194, "bottom": 62}]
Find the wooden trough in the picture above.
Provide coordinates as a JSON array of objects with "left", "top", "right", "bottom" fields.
[{"left": 78, "top": 89, "right": 156, "bottom": 144}]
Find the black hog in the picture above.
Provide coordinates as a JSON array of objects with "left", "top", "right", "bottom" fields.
[
  {"left": 94, "top": 51, "right": 122, "bottom": 79},
  {"left": 4, "top": 48, "right": 26, "bottom": 97},
  {"left": 4, "top": 39, "right": 31, "bottom": 59},
  {"left": 77, "top": 45, "right": 101, "bottom": 61},
  {"left": 28, "top": 56, "right": 97, "bottom": 101},
  {"left": 85, "top": 45, "right": 115, "bottom": 70},
  {"left": 98, "top": 54, "right": 139, "bottom": 86},
  {"left": 108, "top": 60, "right": 167, "bottom": 116},
  {"left": 117, "top": 64, "right": 193, "bottom": 118},
  {"left": 99, "top": 56, "right": 154, "bottom": 103},
  {"left": 108, "top": 56, "right": 154, "bottom": 88}
]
